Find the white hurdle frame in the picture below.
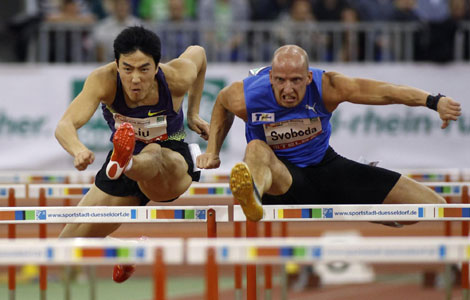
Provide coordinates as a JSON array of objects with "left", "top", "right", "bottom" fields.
[
  {"left": 233, "top": 182, "right": 470, "bottom": 222},
  {"left": 397, "top": 168, "right": 461, "bottom": 182},
  {"left": 4, "top": 236, "right": 470, "bottom": 300},
  {"left": 189, "top": 236, "right": 470, "bottom": 300},
  {"left": 0, "top": 170, "right": 231, "bottom": 184},
  {"left": 0, "top": 238, "right": 183, "bottom": 265},
  {"left": 187, "top": 236, "right": 470, "bottom": 264},
  {"left": 0, "top": 171, "right": 96, "bottom": 184},
  {"left": 1, "top": 182, "right": 232, "bottom": 300},
  {"left": 6, "top": 180, "right": 469, "bottom": 299},
  {"left": 0, "top": 184, "right": 27, "bottom": 300},
  {"left": 0, "top": 205, "right": 229, "bottom": 224},
  {"left": 232, "top": 182, "right": 470, "bottom": 300},
  {"left": 0, "top": 184, "right": 26, "bottom": 199},
  {"left": 0, "top": 238, "right": 183, "bottom": 300},
  {"left": 27, "top": 183, "right": 232, "bottom": 199},
  {"left": 233, "top": 203, "right": 470, "bottom": 222}
]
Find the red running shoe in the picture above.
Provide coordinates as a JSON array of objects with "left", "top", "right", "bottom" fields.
[
  {"left": 106, "top": 122, "right": 135, "bottom": 180},
  {"left": 112, "top": 264, "right": 136, "bottom": 283}
]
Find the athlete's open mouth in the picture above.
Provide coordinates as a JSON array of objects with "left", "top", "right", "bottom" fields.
[{"left": 282, "top": 95, "right": 296, "bottom": 102}]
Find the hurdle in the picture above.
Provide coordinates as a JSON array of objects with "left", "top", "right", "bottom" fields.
[
  {"left": 187, "top": 236, "right": 470, "bottom": 264},
  {"left": 234, "top": 203, "right": 470, "bottom": 223},
  {"left": 0, "top": 204, "right": 228, "bottom": 300},
  {"left": 234, "top": 197, "right": 470, "bottom": 300},
  {"left": 0, "top": 238, "right": 183, "bottom": 300},
  {"left": 2, "top": 182, "right": 230, "bottom": 300},
  {"left": 0, "top": 171, "right": 96, "bottom": 184},
  {"left": 403, "top": 169, "right": 461, "bottom": 234},
  {"left": 0, "top": 170, "right": 232, "bottom": 185},
  {"left": 4, "top": 235, "right": 470, "bottom": 299},
  {"left": 399, "top": 170, "right": 467, "bottom": 296},
  {"left": 0, "top": 172, "right": 93, "bottom": 300},
  {"left": 397, "top": 168, "right": 461, "bottom": 183},
  {"left": 0, "top": 173, "right": 95, "bottom": 299},
  {"left": 188, "top": 236, "right": 470, "bottom": 299},
  {"left": 1, "top": 183, "right": 92, "bottom": 300},
  {"left": 0, "top": 184, "right": 27, "bottom": 300},
  {"left": 27, "top": 182, "right": 230, "bottom": 300},
  {"left": 423, "top": 182, "right": 470, "bottom": 299},
  {"left": 399, "top": 169, "right": 460, "bottom": 253}
]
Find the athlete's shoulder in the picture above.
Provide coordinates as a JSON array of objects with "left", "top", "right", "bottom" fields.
[
  {"left": 220, "top": 81, "right": 244, "bottom": 98},
  {"left": 159, "top": 61, "right": 196, "bottom": 96},
  {"left": 84, "top": 62, "right": 118, "bottom": 103},
  {"left": 162, "top": 56, "right": 191, "bottom": 70},
  {"left": 219, "top": 81, "right": 247, "bottom": 120},
  {"left": 88, "top": 62, "right": 117, "bottom": 83}
]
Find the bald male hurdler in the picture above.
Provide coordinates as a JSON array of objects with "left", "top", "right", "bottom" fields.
[{"left": 197, "top": 44, "right": 462, "bottom": 224}]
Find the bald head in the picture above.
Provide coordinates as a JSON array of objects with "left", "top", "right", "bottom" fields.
[
  {"left": 269, "top": 45, "right": 313, "bottom": 108},
  {"left": 272, "top": 45, "right": 309, "bottom": 71}
]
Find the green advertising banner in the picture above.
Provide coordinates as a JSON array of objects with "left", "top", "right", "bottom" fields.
[{"left": 0, "top": 63, "right": 468, "bottom": 172}]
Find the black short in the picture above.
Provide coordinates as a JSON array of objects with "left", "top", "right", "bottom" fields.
[
  {"left": 95, "top": 140, "right": 200, "bottom": 206},
  {"left": 262, "top": 147, "right": 401, "bottom": 205}
]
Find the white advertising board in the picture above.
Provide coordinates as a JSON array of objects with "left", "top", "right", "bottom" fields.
[{"left": 0, "top": 63, "right": 468, "bottom": 174}]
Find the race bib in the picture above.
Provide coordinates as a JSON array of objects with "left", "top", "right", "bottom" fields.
[
  {"left": 263, "top": 118, "right": 322, "bottom": 150},
  {"left": 113, "top": 113, "right": 168, "bottom": 143}
]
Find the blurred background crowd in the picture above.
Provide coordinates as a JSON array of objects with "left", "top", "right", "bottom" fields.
[{"left": 1, "top": 0, "right": 470, "bottom": 63}]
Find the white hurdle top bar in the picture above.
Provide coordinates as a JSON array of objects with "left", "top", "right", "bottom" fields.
[
  {"left": 0, "top": 184, "right": 26, "bottom": 198},
  {"left": 6, "top": 237, "right": 470, "bottom": 266},
  {"left": 0, "top": 205, "right": 228, "bottom": 224},
  {"left": 0, "top": 171, "right": 96, "bottom": 184},
  {"left": 187, "top": 237, "right": 470, "bottom": 264},
  {"left": 0, "top": 170, "right": 229, "bottom": 184},
  {"left": 234, "top": 204, "right": 470, "bottom": 222},
  {"left": 6, "top": 182, "right": 469, "bottom": 200},
  {"left": 27, "top": 183, "right": 232, "bottom": 199},
  {"left": 422, "top": 181, "right": 470, "bottom": 196},
  {"left": 233, "top": 181, "right": 470, "bottom": 222},
  {"left": 29, "top": 184, "right": 92, "bottom": 199},
  {"left": 0, "top": 238, "right": 183, "bottom": 265}
]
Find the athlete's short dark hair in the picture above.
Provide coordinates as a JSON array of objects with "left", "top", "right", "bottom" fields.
[{"left": 113, "top": 26, "right": 162, "bottom": 66}]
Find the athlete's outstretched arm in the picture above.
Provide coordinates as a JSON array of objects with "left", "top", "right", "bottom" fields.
[
  {"left": 55, "top": 68, "right": 108, "bottom": 170},
  {"left": 197, "top": 82, "right": 246, "bottom": 169},
  {"left": 177, "top": 45, "right": 209, "bottom": 140},
  {"left": 322, "top": 71, "right": 461, "bottom": 129}
]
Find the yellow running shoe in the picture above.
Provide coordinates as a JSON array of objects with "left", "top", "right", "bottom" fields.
[{"left": 230, "top": 162, "right": 264, "bottom": 221}]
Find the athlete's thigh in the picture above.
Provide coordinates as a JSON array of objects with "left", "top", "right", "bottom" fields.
[
  {"left": 265, "top": 154, "right": 293, "bottom": 195},
  {"left": 139, "top": 147, "right": 193, "bottom": 201},
  {"left": 78, "top": 184, "right": 142, "bottom": 207},
  {"left": 383, "top": 175, "right": 446, "bottom": 205},
  {"left": 247, "top": 139, "right": 293, "bottom": 196},
  {"left": 262, "top": 158, "right": 309, "bottom": 204},
  {"left": 157, "top": 140, "right": 197, "bottom": 180}
]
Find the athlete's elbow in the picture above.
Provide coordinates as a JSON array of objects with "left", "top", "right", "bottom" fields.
[
  {"left": 187, "top": 45, "right": 205, "bottom": 53},
  {"left": 54, "top": 124, "right": 65, "bottom": 144},
  {"left": 55, "top": 118, "right": 75, "bottom": 139},
  {"left": 185, "top": 45, "right": 206, "bottom": 59},
  {"left": 55, "top": 119, "right": 67, "bottom": 140}
]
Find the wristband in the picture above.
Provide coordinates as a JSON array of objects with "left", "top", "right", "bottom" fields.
[{"left": 426, "top": 93, "right": 444, "bottom": 111}]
